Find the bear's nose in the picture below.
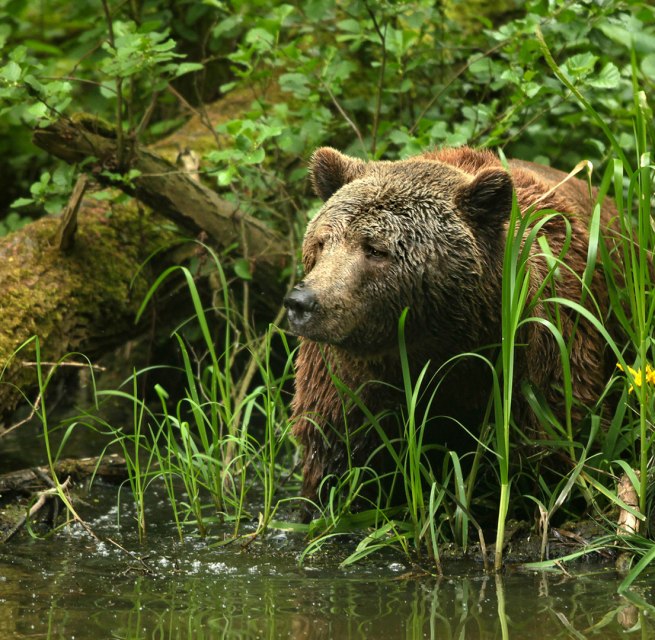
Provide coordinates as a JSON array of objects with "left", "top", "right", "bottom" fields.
[{"left": 284, "top": 284, "right": 318, "bottom": 332}]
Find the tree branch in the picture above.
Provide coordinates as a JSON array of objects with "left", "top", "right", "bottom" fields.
[{"left": 32, "top": 115, "right": 288, "bottom": 294}]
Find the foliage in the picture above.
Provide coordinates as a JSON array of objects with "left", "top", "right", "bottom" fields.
[{"left": 1, "top": 0, "right": 655, "bottom": 586}]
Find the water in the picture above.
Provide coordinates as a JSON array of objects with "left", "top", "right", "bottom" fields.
[
  {"left": 1, "top": 428, "right": 654, "bottom": 639},
  {"left": 0, "top": 484, "right": 653, "bottom": 640}
]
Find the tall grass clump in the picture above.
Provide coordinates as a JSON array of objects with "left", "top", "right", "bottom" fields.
[
  {"left": 539, "top": 29, "right": 654, "bottom": 549},
  {"left": 604, "top": 107, "right": 655, "bottom": 587},
  {"left": 467, "top": 36, "right": 651, "bottom": 585},
  {"left": 129, "top": 248, "right": 297, "bottom": 537},
  {"left": 33, "top": 244, "right": 299, "bottom": 541},
  {"left": 295, "top": 317, "right": 504, "bottom": 572}
]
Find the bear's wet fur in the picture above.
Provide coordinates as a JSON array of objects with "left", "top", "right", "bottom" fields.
[{"left": 285, "top": 146, "right": 616, "bottom": 506}]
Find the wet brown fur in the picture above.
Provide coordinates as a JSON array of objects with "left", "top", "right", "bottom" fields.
[{"left": 290, "top": 146, "right": 617, "bottom": 504}]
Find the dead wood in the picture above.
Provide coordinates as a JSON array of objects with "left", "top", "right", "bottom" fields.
[
  {"left": 0, "top": 455, "right": 127, "bottom": 542},
  {"left": 0, "top": 89, "right": 293, "bottom": 423},
  {"left": 32, "top": 113, "right": 288, "bottom": 292},
  {"left": 0, "top": 454, "right": 128, "bottom": 495}
]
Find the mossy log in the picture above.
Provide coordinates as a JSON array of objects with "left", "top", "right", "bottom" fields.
[
  {"left": 31, "top": 114, "right": 288, "bottom": 292},
  {"left": 0, "top": 200, "right": 178, "bottom": 421},
  {"left": 0, "top": 90, "right": 292, "bottom": 424}
]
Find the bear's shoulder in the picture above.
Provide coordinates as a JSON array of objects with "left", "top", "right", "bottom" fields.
[
  {"left": 421, "top": 146, "right": 592, "bottom": 216},
  {"left": 420, "top": 146, "right": 502, "bottom": 176}
]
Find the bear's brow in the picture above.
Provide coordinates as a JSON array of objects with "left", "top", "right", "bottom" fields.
[
  {"left": 361, "top": 236, "right": 387, "bottom": 248},
  {"left": 352, "top": 224, "right": 390, "bottom": 245}
]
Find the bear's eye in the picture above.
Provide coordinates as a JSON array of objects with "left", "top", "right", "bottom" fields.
[
  {"left": 316, "top": 238, "right": 325, "bottom": 251},
  {"left": 363, "top": 244, "right": 388, "bottom": 260}
]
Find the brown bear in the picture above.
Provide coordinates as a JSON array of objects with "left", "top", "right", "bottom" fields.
[{"left": 284, "top": 146, "right": 616, "bottom": 505}]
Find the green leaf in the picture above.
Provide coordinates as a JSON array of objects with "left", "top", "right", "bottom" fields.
[
  {"left": 44, "top": 198, "right": 64, "bottom": 215},
  {"left": 23, "top": 39, "right": 63, "bottom": 56},
  {"left": 245, "top": 28, "right": 275, "bottom": 51},
  {"left": 337, "top": 18, "right": 360, "bottom": 33},
  {"left": 2, "top": 60, "right": 21, "bottom": 82},
  {"left": 233, "top": 258, "right": 252, "bottom": 280},
  {"left": 468, "top": 57, "right": 492, "bottom": 81},
  {"left": 90, "top": 190, "right": 115, "bottom": 201},
  {"left": 174, "top": 62, "right": 204, "bottom": 78},
  {"left": 216, "top": 168, "right": 234, "bottom": 186},
  {"left": 258, "top": 123, "right": 283, "bottom": 140},
  {"left": 565, "top": 52, "right": 597, "bottom": 76},
  {"left": 641, "top": 53, "right": 655, "bottom": 79},
  {"left": 9, "top": 45, "right": 27, "bottom": 63},
  {"left": 588, "top": 62, "right": 620, "bottom": 89},
  {"left": 242, "top": 147, "right": 265, "bottom": 164},
  {"left": 213, "top": 15, "right": 241, "bottom": 39},
  {"left": 304, "top": 0, "right": 334, "bottom": 21},
  {"left": 11, "top": 197, "right": 34, "bottom": 208},
  {"left": 279, "top": 72, "right": 310, "bottom": 97},
  {"left": 0, "top": 24, "right": 10, "bottom": 49},
  {"left": 25, "top": 102, "right": 48, "bottom": 120}
]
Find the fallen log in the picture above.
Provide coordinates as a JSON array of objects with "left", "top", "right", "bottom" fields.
[
  {"left": 0, "top": 90, "right": 293, "bottom": 424},
  {"left": 32, "top": 113, "right": 288, "bottom": 292},
  {"left": 0, "top": 453, "right": 128, "bottom": 494},
  {"left": 0, "top": 454, "right": 128, "bottom": 542}
]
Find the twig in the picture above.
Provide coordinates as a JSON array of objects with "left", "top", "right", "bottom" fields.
[
  {"left": 0, "top": 476, "right": 73, "bottom": 543},
  {"left": 101, "top": 0, "right": 125, "bottom": 168},
  {"left": 32, "top": 467, "right": 57, "bottom": 488},
  {"left": 166, "top": 83, "right": 221, "bottom": 148},
  {"left": 106, "top": 537, "right": 155, "bottom": 574},
  {"left": 135, "top": 90, "right": 160, "bottom": 139},
  {"left": 21, "top": 361, "right": 106, "bottom": 370},
  {"left": 41, "top": 76, "right": 117, "bottom": 93},
  {"left": 191, "top": 15, "right": 223, "bottom": 149},
  {"left": 0, "top": 391, "right": 42, "bottom": 438},
  {"left": 409, "top": 39, "right": 507, "bottom": 136},
  {"left": 321, "top": 82, "right": 367, "bottom": 156},
  {"left": 365, "top": 1, "right": 387, "bottom": 156}
]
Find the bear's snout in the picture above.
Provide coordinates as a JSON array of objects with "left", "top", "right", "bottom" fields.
[{"left": 284, "top": 283, "right": 319, "bottom": 335}]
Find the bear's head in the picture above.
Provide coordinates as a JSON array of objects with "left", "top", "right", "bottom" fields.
[{"left": 284, "top": 147, "right": 514, "bottom": 358}]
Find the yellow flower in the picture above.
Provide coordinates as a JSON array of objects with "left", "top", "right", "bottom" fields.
[
  {"left": 617, "top": 362, "right": 655, "bottom": 394},
  {"left": 647, "top": 364, "right": 655, "bottom": 386}
]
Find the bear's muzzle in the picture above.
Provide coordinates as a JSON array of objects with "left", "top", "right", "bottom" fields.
[{"left": 284, "top": 283, "right": 319, "bottom": 336}]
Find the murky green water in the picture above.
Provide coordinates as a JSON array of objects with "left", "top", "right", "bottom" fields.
[
  {"left": 1, "top": 484, "right": 654, "bottom": 640},
  {"left": 1, "top": 429, "right": 654, "bottom": 639}
]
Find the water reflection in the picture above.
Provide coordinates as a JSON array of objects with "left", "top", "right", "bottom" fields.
[
  {"left": 3, "top": 422, "right": 654, "bottom": 638},
  {"left": 1, "top": 523, "right": 654, "bottom": 640}
]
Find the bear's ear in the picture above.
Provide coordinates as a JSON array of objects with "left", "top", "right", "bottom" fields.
[
  {"left": 457, "top": 168, "right": 514, "bottom": 227},
  {"left": 310, "top": 147, "right": 367, "bottom": 201}
]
